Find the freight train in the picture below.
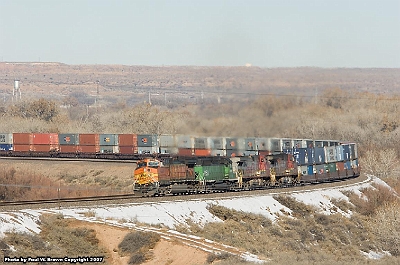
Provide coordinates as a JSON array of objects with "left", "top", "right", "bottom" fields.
[
  {"left": 133, "top": 142, "right": 360, "bottom": 196},
  {"left": 0, "top": 133, "right": 360, "bottom": 196}
]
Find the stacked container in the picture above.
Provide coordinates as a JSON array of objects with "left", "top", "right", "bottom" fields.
[
  {"left": 324, "top": 146, "right": 337, "bottom": 163},
  {"left": 118, "top": 134, "right": 138, "bottom": 154},
  {"left": 59, "top": 133, "right": 79, "bottom": 153},
  {"left": 176, "top": 135, "right": 193, "bottom": 156},
  {"left": 13, "top": 133, "right": 33, "bottom": 151},
  {"left": 78, "top": 134, "right": 99, "bottom": 153},
  {"left": 225, "top": 137, "right": 245, "bottom": 157},
  {"left": 100, "top": 134, "right": 119, "bottom": 153},
  {"left": 137, "top": 134, "right": 159, "bottom": 154},
  {"left": 159, "top": 135, "right": 178, "bottom": 154},
  {"left": 314, "top": 147, "right": 325, "bottom": 164},
  {"left": 268, "top": 138, "right": 281, "bottom": 153},
  {"left": 32, "top": 133, "right": 59, "bottom": 152},
  {"left": 209, "top": 137, "right": 226, "bottom": 156},
  {"left": 255, "top": 138, "right": 269, "bottom": 155},
  {"left": 0, "top": 133, "right": 13, "bottom": 151},
  {"left": 194, "top": 137, "right": 211, "bottom": 156}
]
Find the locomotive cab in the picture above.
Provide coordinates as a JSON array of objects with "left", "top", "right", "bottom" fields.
[{"left": 133, "top": 158, "right": 161, "bottom": 196}]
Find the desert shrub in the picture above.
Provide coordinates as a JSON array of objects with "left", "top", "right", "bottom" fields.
[
  {"left": 369, "top": 201, "right": 400, "bottom": 256},
  {"left": 348, "top": 184, "right": 398, "bottom": 216},
  {"left": 273, "top": 195, "right": 317, "bottom": 218},
  {"left": 206, "top": 252, "right": 232, "bottom": 264},
  {"left": 207, "top": 204, "right": 272, "bottom": 227},
  {"left": 118, "top": 231, "right": 160, "bottom": 254},
  {"left": 118, "top": 231, "right": 160, "bottom": 264},
  {"left": 128, "top": 251, "right": 146, "bottom": 265},
  {"left": 330, "top": 198, "right": 354, "bottom": 212}
]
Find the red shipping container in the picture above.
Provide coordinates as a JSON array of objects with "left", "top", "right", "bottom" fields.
[
  {"left": 79, "top": 134, "right": 99, "bottom": 146},
  {"left": 178, "top": 148, "right": 193, "bottom": 156},
  {"left": 32, "top": 133, "right": 59, "bottom": 145},
  {"left": 118, "top": 134, "right": 138, "bottom": 146},
  {"left": 13, "top": 144, "right": 32, "bottom": 152},
  {"left": 336, "top": 162, "right": 345, "bottom": 171},
  {"left": 13, "top": 133, "right": 33, "bottom": 145},
  {"left": 60, "top": 145, "right": 79, "bottom": 153},
  {"left": 32, "top": 145, "right": 59, "bottom": 152},
  {"left": 119, "top": 146, "right": 138, "bottom": 154},
  {"left": 80, "top": 145, "right": 100, "bottom": 153},
  {"left": 194, "top": 149, "right": 211, "bottom": 156}
]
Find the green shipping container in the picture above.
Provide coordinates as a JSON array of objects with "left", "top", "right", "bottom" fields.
[{"left": 327, "top": 163, "right": 337, "bottom": 173}]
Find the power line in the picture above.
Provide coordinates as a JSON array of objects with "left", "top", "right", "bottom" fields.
[{"left": 146, "top": 88, "right": 400, "bottom": 101}]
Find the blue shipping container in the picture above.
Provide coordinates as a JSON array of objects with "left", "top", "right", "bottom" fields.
[
  {"left": 314, "top": 147, "right": 325, "bottom": 164},
  {"left": 342, "top": 144, "right": 351, "bottom": 161},
  {"left": 336, "top": 146, "right": 344, "bottom": 161},
  {"left": 307, "top": 165, "right": 314, "bottom": 175},
  {"left": 0, "top": 144, "right": 12, "bottom": 151}
]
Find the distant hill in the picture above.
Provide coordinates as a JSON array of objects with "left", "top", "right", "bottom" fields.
[{"left": 0, "top": 63, "right": 399, "bottom": 105}]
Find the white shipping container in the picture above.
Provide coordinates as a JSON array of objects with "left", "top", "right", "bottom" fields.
[
  {"left": 159, "top": 135, "right": 176, "bottom": 147},
  {"left": 138, "top": 146, "right": 159, "bottom": 154},
  {"left": 160, "top": 147, "right": 179, "bottom": 154},
  {"left": 175, "top": 135, "right": 194, "bottom": 149},
  {"left": 0, "top": 133, "right": 13, "bottom": 144},
  {"left": 324, "top": 146, "right": 338, "bottom": 163}
]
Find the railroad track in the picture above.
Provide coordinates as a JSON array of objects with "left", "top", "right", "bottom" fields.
[
  {"left": 0, "top": 156, "right": 139, "bottom": 163},
  {"left": 0, "top": 174, "right": 367, "bottom": 210},
  {"left": 0, "top": 194, "right": 140, "bottom": 207}
]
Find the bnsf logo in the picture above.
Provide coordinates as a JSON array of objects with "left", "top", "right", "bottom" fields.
[{"left": 64, "top": 136, "right": 71, "bottom": 143}]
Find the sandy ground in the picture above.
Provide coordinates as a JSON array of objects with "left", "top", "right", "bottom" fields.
[{"left": 70, "top": 221, "right": 208, "bottom": 265}]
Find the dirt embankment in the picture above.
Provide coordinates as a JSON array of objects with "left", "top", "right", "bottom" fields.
[{"left": 70, "top": 221, "right": 209, "bottom": 265}]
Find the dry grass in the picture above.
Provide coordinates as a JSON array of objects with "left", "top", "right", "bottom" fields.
[
  {"left": 0, "top": 166, "right": 127, "bottom": 201},
  {"left": 347, "top": 183, "right": 398, "bottom": 216}
]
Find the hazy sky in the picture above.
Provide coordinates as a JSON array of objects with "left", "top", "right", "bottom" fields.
[{"left": 1, "top": 0, "right": 399, "bottom": 67}]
